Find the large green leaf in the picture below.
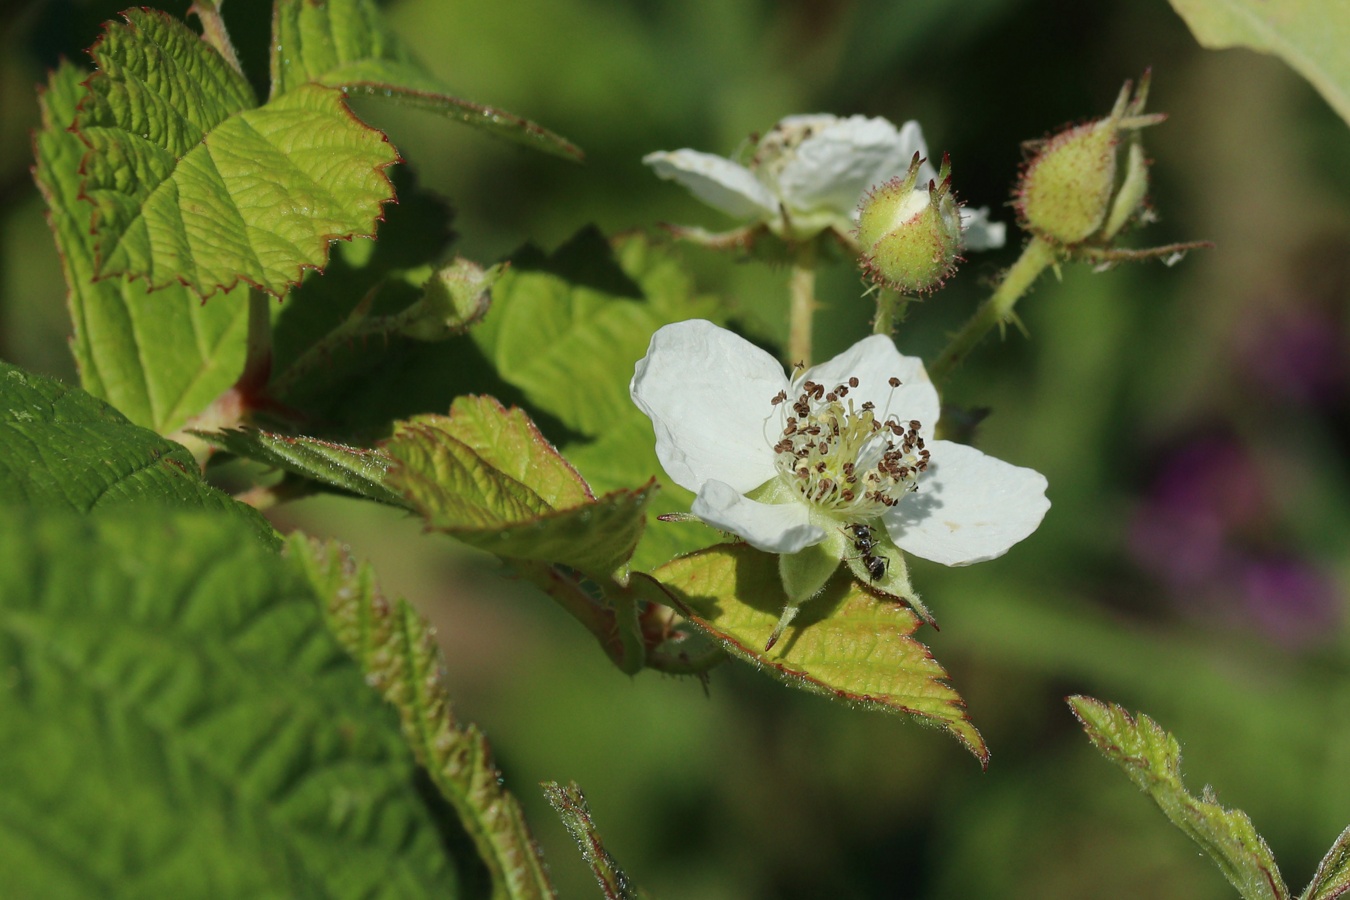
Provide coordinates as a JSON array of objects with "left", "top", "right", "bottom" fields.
[
  {"left": 270, "top": 0, "right": 581, "bottom": 159},
  {"left": 1068, "top": 695, "right": 1290, "bottom": 900},
  {"left": 655, "top": 544, "right": 987, "bottom": 765},
  {"left": 1167, "top": 0, "right": 1350, "bottom": 127},
  {"left": 34, "top": 61, "right": 246, "bottom": 433},
  {"left": 289, "top": 537, "right": 555, "bottom": 900},
  {"left": 0, "top": 361, "right": 273, "bottom": 544},
  {"left": 385, "top": 396, "right": 652, "bottom": 582},
  {"left": 75, "top": 9, "right": 399, "bottom": 298},
  {"left": 0, "top": 509, "right": 460, "bottom": 897}
]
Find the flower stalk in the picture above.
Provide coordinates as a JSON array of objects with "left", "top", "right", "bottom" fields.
[
  {"left": 928, "top": 236, "right": 1059, "bottom": 385},
  {"left": 787, "top": 239, "right": 818, "bottom": 366}
]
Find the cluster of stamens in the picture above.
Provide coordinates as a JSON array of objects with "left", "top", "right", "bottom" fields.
[{"left": 768, "top": 374, "right": 930, "bottom": 517}]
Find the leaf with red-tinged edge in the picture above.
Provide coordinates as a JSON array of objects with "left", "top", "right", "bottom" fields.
[
  {"left": 33, "top": 61, "right": 246, "bottom": 432},
  {"left": 385, "top": 398, "right": 653, "bottom": 582},
  {"left": 413, "top": 396, "right": 593, "bottom": 510},
  {"left": 1068, "top": 695, "right": 1291, "bottom": 900},
  {"left": 655, "top": 544, "right": 987, "bottom": 765},
  {"left": 1304, "top": 826, "right": 1350, "bottom": 900},
  {"left": 74, "top": 9, "right": 399, "bottom": 298},
  {"left": 271, "top": 0, "right": 581, "bottom": 160}
]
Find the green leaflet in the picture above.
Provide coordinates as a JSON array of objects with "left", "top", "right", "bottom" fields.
[
  {"left": 385, "top": 396, "right": 652, "bottom": 583},
  {"left": 473, "top": 228, "right": 725, "bottom": 438},
  {"left": 1068, "top": 696, "right": 1290, "bottom": 900},
  {"left": 271, "top": 0, "right": 580, "bottom": 159},
  {"left": 656, "top": 544, "right": 988, "bottom": 765},
  {"left": 1167, "top": 0, "right": 1350, "bottom": 127},
  {"left": 290, "top": 537, "right": 556, "bottom": 900},
  {"left": 0, "top": 509, "right": 461, "bottom": 898},
  {"left": 75, "top": 9, "right": 398, "bottom": 298},
  {"left": 0, "top": 361, "right": 273, "bottom": 545},
  {"left": 196, "top": 428, "right": 409, "bottom": 508},
  {"left": 34, "top": 61, "right": 246, "bottom": 433}
]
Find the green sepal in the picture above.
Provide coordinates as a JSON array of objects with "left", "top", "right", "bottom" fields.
[{"left": 779, "top": 538, "right": 842, "bottom": 605}]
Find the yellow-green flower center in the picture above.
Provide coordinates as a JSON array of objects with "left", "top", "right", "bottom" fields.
[{"left": 770, "top": 375, "right": 930, "bottom": 519}]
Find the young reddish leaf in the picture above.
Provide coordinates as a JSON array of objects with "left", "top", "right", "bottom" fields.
[
  {"left": 654, "top": 544, "right": 987, "bottom": 765},
  {"left": 75, "top": 9, "right": 399, "bottom": 298},
  {"left": 1068, "top": 695, "right": 1291, "bottom": 900}
]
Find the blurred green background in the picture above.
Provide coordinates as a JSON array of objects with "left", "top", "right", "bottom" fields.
[{"left": 4, "top": 1, "right": 1350, "bottom": 897}]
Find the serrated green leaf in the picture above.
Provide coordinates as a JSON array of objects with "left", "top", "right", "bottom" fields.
[
  {"left": 271, "top": 0, "right": 580, "bottom": 159},
  {"left": 655, "top": 544, "right": 987, "bottom": 765},
  {"left": 1167, "top": 0, "right": 1350, "bottom": 127},
  {"left": 288, "top": 537, "right": 555, "bottom": 900},
  {"left": 385, "top": 398, "right": 653, "bottom": 581},
  {"left": 1304, "top": 827, "right": 1350, "bottom": 900},
  {"left": 0, "top": 508, "right": 461, "bottom": 897},
  {"left": 0, "top": 362, "right": 274, "bottom": 544},
  {"left": 473, "top": 229, "right": 725, "bottom": 437},
  {"left": 1068, "top": 695, "right": 1291, "bottom": 900},
  {"left": 196, "top": 427, "right": 408, "bottom": 507},
  {"left": 541, "top": 782, "right": 644, "bottom": 900},
  {"left": 34, "top": 61, "right": 246, "bottom": 433},
  {"left": 76, "top": 9, "right": 398, "bottom": 298}
]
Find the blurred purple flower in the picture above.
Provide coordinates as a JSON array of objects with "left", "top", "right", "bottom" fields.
[
  {"left": 1129, "top": 433, "right": 1343, "bottom": 648},
  {"left": 1238, "top": 557, "right": 1342, "bottom": 648}
]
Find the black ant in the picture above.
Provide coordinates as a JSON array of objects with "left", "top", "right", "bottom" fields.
[{"left": 843, "top": 523, "right": 888, "bottom": 581}]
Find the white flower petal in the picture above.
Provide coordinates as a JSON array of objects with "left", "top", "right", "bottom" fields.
[
  {"left": 778, "top": 116, "right": 935, "bottom": 220},
  {"left": 883, "top": 440, "right": 1049, "bottom": 566},
  {"left": 802, "top": 334, "right": 941, "bottom": 428},
  {"left": 631, "top": 319, "right": 786, "bottom": 494},
  {"left": 691, "top": 480, "right": 825, "bottom": 554},
  {"left": 959, "top": 206, "right": 1007, "bottom": 251},
  {"left": 644, "top": 149, "right": 779, "bottom": 220}
]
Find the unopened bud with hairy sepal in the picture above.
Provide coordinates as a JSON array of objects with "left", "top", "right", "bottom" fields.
[
  {"left": 1015, "top": 72, "right": 1165, "bottom": 246},
  {"left": 398, "top": 258, "right": 501, "bottom": 341},
  {"left": 856, "top": 152, "right": 963, "bottom": 294}
]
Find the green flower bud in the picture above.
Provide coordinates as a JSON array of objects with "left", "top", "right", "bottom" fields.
[
  {"left": 1015, "top": 72, "right": 1165, "bottom": 246},
  {"left": 856, "top": 152, "right": 963, "bottom": 294},
  {"left": 397, "top": 258, "right": 500, "bottom": 341}
]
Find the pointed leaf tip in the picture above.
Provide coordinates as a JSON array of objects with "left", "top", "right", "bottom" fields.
[{"left": 659, "top": 545, "right": 987, "bottom": 765}]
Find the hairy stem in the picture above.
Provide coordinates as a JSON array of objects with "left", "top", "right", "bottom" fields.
[
  {"left": 872, "top": 289, "right": 913, "bottom": 336},
  {"left": 786, "top": 239, "right": 818, "bottom": 366},
  {"left": 929, "top": 236, "right": 1058, "bottom": 385},
  {"left": 187, "top": 1, "right": 244, "bottom": 77}
]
